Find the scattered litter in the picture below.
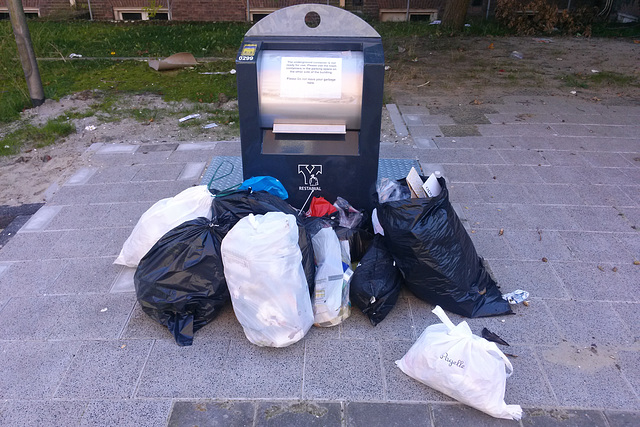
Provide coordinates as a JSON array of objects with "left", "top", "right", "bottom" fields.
[
  {"left": 533, "top": 38, "right": 553, "bottom": 43},
  {"left": 149, "top": 52, "right": 198, "bottom": 71},
  {"left": 591, "top": 69, "right": 600, "bottom": 73},
  {"left": 199, "top": 69, "right": 236, "bottom": 75},
  {"left": 100, "top": 308, "right": 108, "bottom": 312},
  {"left": 499, "top": 228, "right": 504, "bottom": 236},
  {"left": 464, "top": 23, "right": 471, "bottom": 27},
  {"left": 504, "top": 353, "right": 518, "bottom": 358},
  {"left": 84, "top": 125, "right": 96, "bottom": 131},
  {"left": 202, "top": 123, "right": 218, "bottom": 129},
  {"left": 570, "top": 90, "right": 577, "bottom": 95},
  {"left": 68, "top": 53, "right": 83, "bottom": 58},
  {"left": 542, "top": 257, "right": 548, "bottom": 262},
  {"left": 384, "top": 65, "right": 391, "bottom": 71},
  {"left": 120, "top": 344, "right": 127, "bottom": 349},
  {"left": 417, "top": 81, "right": 430, "bottom": 87},
  {"left": 230, "top": 69, "right": 236, "bottom": 74},
  {"left": 557, "top": 58, "right": 563, "bottom": 61},
  {"left": 488, "top": 43, "right": 494, "bottom": 49},
  {"left": 482, "top": 327, "right": 510, "bottom": 346},
  {"left": 597, "top": 265, "right": 605, "bottom": 271},
  {"left": 470, "top": 99, "right": 483, "bottom": 105},
  {"left": 412, "top": 57, "right": 418, "bottom": 62},
  {"left": 502, "top": 290, "right": 529, "bottom": 305},
  {"left": 510, "top": 51, "right": 523, "bottom": 60},
  {"left": 179, "top": 113, "right": 201, "bottom": 122},
  {"left": 398, "top": 46, "right": 406, "bottom": 53},
  {"left": 4, "top": 145, "right": 9, "bottom": 149},
  {"left": 523, "top": 301, "right": 530, "bottom": 307},
  {"left": 41, "top": 155, "right": 52, "bottom": 163},
  {"left": 429, "top": 20, "right": 441, "bottom": 25},
  {"left": 634, "top": 260, "right": 640, "bottom": 265}
]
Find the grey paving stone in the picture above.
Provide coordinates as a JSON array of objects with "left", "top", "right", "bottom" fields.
[
  {"left": 431, "top": 403, "right": 518, "bottom": 426},
  {"left": 131, "top": 163, "right": 186, "bottom": 182},
  {"left": 47, "top": 181, "right": 191, "bottom": 205},
  {"left": 617, "top": 350, "right": 640, "bottom": 399},
  {"left": 536, "top": 166, "right": 592, "bottom": 184},
  {"left": 178, "top": 162, "right": 206, "bottom": 181},
  {"left": 110, "top": 266, "right": 135, "bottom": 293},
  {"left": 386, "top": 104, "right": 409, "bottom": 137},
  {"left": 462, "top": 203, "right": 528, "bottom": 230},
  {"left": 219, "top": 339, "right": 305, "bottom": 399},
  {"left": 55, "top": 339, "right": 153, "bottom": 399},
  {"left": 469, "top": 229, "right": 514, "bottom": 259},
  {"left": 413, "top": 138, "right": 438, "bottom": 149},
  {"left": 497, "top": 149, "right": 550, "bottom": 166},
  {"left": 257, "top": 401, "right": 342, "bottom": 427},
  {"left": 559, "top": 231, "right": 633, "bottom": 263},
  {"left": 66, "top": 167, "right": 98, "bottom": 185},
  {"left": 102, "top": 201, "right": 155, "bottom": 228},
  {"left": 489, "top": 260, "right": 570, "bottom": 300},
  {"left": 0, "top": 230, "right": 64, "bottom": 261},
  {"left": 504, "top": 230, "right": 573, "bottom": 262},
  {"left": 0, "top": 400, "right": 87, "bottom": 426},
  {"left": 47, "top": 256, "right": 120, "bottom": 294},
  {"left": 475, "top": 183, "right": 532, "bottom": 204},
  {"left": 522, "top": 184, "right": 584, "bottom": 206},
  {"left": 581, "top": 152, "right": 636, "bottom": 168},
  {"left": 137, "top": 339, "right": 229, "bottom": 398},
  {"left": 96, "top": 144, "right": 138, "bottom": 154},
  {"left": 516, "top": 205, "right": 581, "bottom": 231},
  {"left": 304, "top": 339, "right": 383, "bottom": 401},
  {"left": 551, "top": 262, "right": 638, "bottom": 302},
  {"left": 43, "top": 204, "right": 110, "bottom": 231},
  {"left": 619, "top": 207, "right": 640, "bottom": 230},
  {"left": 587, "top": 166, "right": 636, "bottom": 186},
  {"left": 48, "top": 294, "right": 136, "bottom": 340},
  {"left": 380, "top": 340, "right": 453, "bottom": 402},
  {"left": 48, "top": 228, "right": 132, "bottom": 259},
  {"left": 537, "top": 344, "right": 639, "bottom": 410},
  {"left": 137, "top": 143, "right": 179, "bottom": 153},
  {"left": 0, "top": 259, "right": 66, "bottom": 298},
  {"left": 175, "top": 141, "right": 220, "bottom": 151},
  {"left": 477, "top": 123, "right": 555, "bottom": 137},
  {"left": 408, "top": 125, "right": 442, "bottom": 138},
  {"left": 571, "top": 184, "right": 638, "bottom": 207},
  {"left": 504, "top": 345, "right": 557, "bottom": 407},
  {"left": 440, "top": 125, "right": 481, "bottom": 137},
  {"left": 86, "top": 165, "right": 140, "bottom": 184},
  {"left": 604, "top": 411, "right": 640, "bottom": 427},
  {"left": 0, "top": 294, "right": 135, "bottom": 340},
  {"left": 399, "top": 105, "right": 430, "bottom": 115},
  {"left": 489, "top": 165, "right": 545, "bottom": 184},
  {"left": 120, "top": 302, "right": 172, "bottom": 339},
  {"left": 614, "top": 233, "right": 640, "bottom": 260},
  {"left": 521, "top": 408, "right": 608, "bottom": 426},
  {"left": 18, "top": 205, "right": 62, "bottom": 232},
  {"left": 537, "top": 151, "right": 591, "bottom": 167},
  {"left": 544, "top": 300, "right": 634, "bottom": 347},
  {"left": 402, "top": 114, "right": 424, "bottom": 126},
  {"left": 612, "top": 303, "right": 640, "bottom": 344},
  {"left": 418, "top": 148, "right": 505, "bottom": 165},
  {"left": 446, "top": 183, "right": 483, "bottom": 204},
  {"left": 168, "top": 400, "right": 255, "bottom": 427},
  {"left": 441, "top": 164, "right": 495, "bottom": 183},
  {"left": 346, "top": 402, "right": 431, "bottom": 427},
  {"left": 80, "top": 399, "right": 172, "bottom": 427},
  {"left": 340, "top": 297, "right": 414, "bottom": 341},
  {"left": 549, "top": 124, "right": 598, "bottom": 137},
  {"left": 0, "top": 340, "right": 82, "bottom": 399}
]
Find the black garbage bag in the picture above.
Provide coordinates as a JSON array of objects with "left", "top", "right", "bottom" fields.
[
  {"left": 212, "top": 190, "right": 315, "bottom": 293},
  {"left": 134, "top": 217, "right": 230, "bottom": 346},
  {"left": 375, "top": 177, "right": 512, "bottom": 318},
  {"left": 350, "top": 235, "right": 404, "bottom": 326}
]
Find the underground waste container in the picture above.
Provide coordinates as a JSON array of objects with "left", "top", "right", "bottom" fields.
[{"left": 236, "top": 4, "right": 384, "bottom": 210}]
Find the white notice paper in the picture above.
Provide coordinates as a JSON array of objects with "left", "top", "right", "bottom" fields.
[{"left": 280, "top": 57, "right": 342, "bottom": 99}]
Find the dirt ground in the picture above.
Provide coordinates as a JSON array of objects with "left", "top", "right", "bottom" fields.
[{"left": 1, "top": 36, "right": 639, "bottom": 209}]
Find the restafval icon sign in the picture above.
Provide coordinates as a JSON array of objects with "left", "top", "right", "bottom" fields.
[{"left": 298, "top": 164, "right": 322, "bottom": 186}]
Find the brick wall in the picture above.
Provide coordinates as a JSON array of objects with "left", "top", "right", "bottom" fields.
[{"left": 170, "top": 0, "right": 246, "bottom": 21}]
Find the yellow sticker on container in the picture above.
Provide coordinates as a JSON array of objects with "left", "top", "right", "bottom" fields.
[{"left": 241, "top": 44, "right": 257, "bottom": 57}]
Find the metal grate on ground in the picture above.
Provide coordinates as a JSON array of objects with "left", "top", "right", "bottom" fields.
[{"left": 200, "top": 156, "right": 421, "bottom": 192}]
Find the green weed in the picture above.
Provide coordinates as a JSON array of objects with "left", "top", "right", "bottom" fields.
[{"left": 1, "top": 117, "right": 76, "bottom": 156}]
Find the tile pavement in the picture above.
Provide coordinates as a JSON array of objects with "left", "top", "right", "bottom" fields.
[{"left": 0, "top": 96, "right": 638, "bottom": 426}]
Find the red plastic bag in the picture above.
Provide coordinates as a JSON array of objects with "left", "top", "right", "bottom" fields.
[{"left": 308, "top": 196, "right": 338, "bottom": 217}]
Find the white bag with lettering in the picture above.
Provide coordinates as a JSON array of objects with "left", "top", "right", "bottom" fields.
[{"left": 396, "top": 306, "right": 522, "bottom": 420}]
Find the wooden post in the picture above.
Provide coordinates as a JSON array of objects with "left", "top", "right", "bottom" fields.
[{"left": 7, "top": 0, "right": 45, "bottom": 107}]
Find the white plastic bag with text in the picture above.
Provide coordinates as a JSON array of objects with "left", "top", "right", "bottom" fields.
[{"left": 396, "top": 306, "right": 522, "bottom": 420}]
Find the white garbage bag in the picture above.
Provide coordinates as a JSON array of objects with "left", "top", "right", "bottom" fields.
[
  {"left": 311, "top": 226, "right": 350, "bottom": 327},
  {"left": 221, "top": 212, "right": 313, "bottom": 347},
  {"left": 114, "top": 185, "right": 214, "bottom": 267},
  {"left": 396, "top": 306, "right": 522, "bottom": 420}
]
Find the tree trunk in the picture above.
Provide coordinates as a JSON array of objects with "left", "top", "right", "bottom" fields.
[
  {"left": 7, "top": 0, "right": 45, "bottom": 107},
  {"left": 442, "top": 0, "right": 470, "bottom": 32}
]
